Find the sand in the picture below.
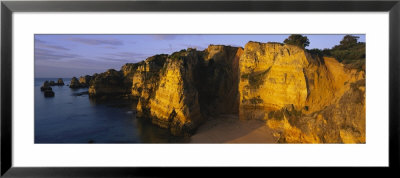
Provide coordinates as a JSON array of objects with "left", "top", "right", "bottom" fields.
[{"left": 190, "top": 115, "right": 278, "bottom": 143}]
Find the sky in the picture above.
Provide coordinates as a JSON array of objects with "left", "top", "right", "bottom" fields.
[{"left": 35, "top": 34, "right": 365, "bottom": 78}]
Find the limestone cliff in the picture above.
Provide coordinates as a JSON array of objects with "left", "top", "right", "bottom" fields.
[
  {"left": 239, "top": 42, "right": 309, "bottom": 120},
  {"left": 84, "top": 41, "right": 365, "bottom": 142},
  {"left": 238, "top": 41, "right": 365, "bottom": 143},
  {"left": 88, "top": 69, "right": 127, "bottom": 96},
  {"left": 137, "top": 49, "right": 203, "bottom": 135},
  {"left": 196, "top": 45, "right": 243, "bottom": 115}
]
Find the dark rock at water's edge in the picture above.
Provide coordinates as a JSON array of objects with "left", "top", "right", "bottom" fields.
[
  {"left": 56, "top": 78, "right": 65, "bottom": 86},
  {"left": 69, "top": 77, "right": 81, "bottom": 88},
  {"left": 69, "top": 75, "right": 93, "bottom": 88},
  {"left": 40, "top": 81, "right": 52, "bottom": 91},
  {"left": 42, "top": 79, "right": 65, "bottom": 87}
]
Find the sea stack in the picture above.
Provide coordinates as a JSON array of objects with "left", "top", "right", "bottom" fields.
[
  {"left": 57, "top": 78, "right": 65, "bottom": 85},
  {"left": 69, "top": 77, "right": 81, "bottom": 88},
  {"left": 40, "top": 81, "right": 51, "bottom": 91}
]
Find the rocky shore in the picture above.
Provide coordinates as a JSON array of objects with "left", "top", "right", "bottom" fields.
[{"left": 54, "top": 41, "right": 365, "bottom": 143}]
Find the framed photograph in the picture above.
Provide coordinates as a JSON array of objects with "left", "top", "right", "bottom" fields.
[{"left": 1, "top": 0, "right": 399, "bottom": 176}]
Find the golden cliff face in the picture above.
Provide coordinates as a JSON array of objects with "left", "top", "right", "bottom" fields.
[
  {"left": 135, "top": 46, "right": 243, "bottom": 135},
  {"left": 87, "top": 41, "right": 365, "bottom": 142},
  {"left": 238, "top": 42, "right": 365, "bottom": 143},
  {"left": 239, "top": 42, "right": 310, "bottom": 120},
  {"left": 137, "top": 50, "right": 203, "bottom": 135}
]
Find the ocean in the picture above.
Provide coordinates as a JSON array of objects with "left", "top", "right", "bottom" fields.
[{"left": 34, "top": 78, "right": 189, "bottom": 143}]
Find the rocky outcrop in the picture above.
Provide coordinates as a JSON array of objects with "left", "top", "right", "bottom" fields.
[
  {"left": 81, "top": 41, "right": 365, "bottom": 142},
  {"left": 88, "top": 69, "right": 127, "bottom": 96},
  {"left": 56, "top": 78, "right": 64, "bottom": 85},
  {"left": 196, "top": 45, "right": 243, "bottom": 115},
  {"left": 239, "top": 42, "right": 310, "bottom": 120},
  {"left": 131, "top": 54, "right": 168, "bottom": 99},
  {"left": 238, "top": 42, "right": 365, "bottom": 143},
  {"left": 138, "top": 49, "right": 203, "bottom": 135},
  {"left": 79, "top": 75, "right": 92, "bottom": 87},
  {"left": 69, "top": 77, "right": 81, "bottom": 88},
  {"left": 40, "top": 81, "right": 55, "bottom": 97},
  {"left": 40, "top": 81, "right": 52, "bottom": 91},
  {"left": 134, "top": 46, "right": 243, "bottom": 135}
]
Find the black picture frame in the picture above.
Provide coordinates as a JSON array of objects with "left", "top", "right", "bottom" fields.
[{"left": 1, "top": 0, "right": 399, "bottom": 177}]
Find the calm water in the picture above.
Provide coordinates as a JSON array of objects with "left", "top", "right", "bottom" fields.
[{"left": 34, "top": 78, "right": 189, "bottom": 143}]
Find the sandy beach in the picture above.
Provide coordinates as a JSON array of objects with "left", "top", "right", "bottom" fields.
[{"left": 190, "top": 115, "right": 278, "bottom": 143}]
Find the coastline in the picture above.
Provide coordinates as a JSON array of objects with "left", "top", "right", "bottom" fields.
[{"left": 190, "top": 115, "right": 277, "bottom": 143}]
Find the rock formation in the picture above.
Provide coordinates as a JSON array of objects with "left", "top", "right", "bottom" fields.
[
  {"left": 79, "top": 75, "right": 92, "bottom": 87},
  {"left": 238, "top": 42, "right": 365, "bottom": 143},
  {"left": 88, "top": 69, "right": 127, "bottom": 96},
  {"left": 40, "top": 81, "right": 51, "bottom": 91},
  {"left": 40, "top": 81, "right": 55, "bottom": 97},
  {"left": 82, "top": 41, "right": 365, "bottom": 143},
  {"left": 141, "top": 49, "right": 203, "bottom": 135},
  {"left": 69, "top": 77, "right": 81, "bottom": 88},
  {"left": 196, "top": 45, "right": 243, "bottom": 115},
  {"left": 57, "top": 78, "right": 64, "bottom": 85}
]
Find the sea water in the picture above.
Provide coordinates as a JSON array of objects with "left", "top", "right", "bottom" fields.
[{"left": 34, "top": 78, "right": 188, "bottom": 143}]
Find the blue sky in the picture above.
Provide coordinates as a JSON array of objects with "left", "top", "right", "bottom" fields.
[{"left": 35, "top": 34, "right": 365, "bottom": 78}]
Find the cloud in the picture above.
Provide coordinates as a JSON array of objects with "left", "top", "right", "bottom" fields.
[
  {"left": 35, "top": 48, "right": 79, "bottom": 61},
  {"left": 34, "top": 38, "right": 47, "bottom": 44},
  {"left": 35, "top": 39, "right": 70, "bottom": 51},
  {"left": 68, "top": 38, "right": 123, "bottom": 46},
  {"left": 103, "top": 46, "right": 117, "bottom": 49}
]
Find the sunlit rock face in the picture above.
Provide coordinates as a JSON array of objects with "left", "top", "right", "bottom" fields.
[
  {"left": 238, "top": 41, "right": 365, "bottom": 143},
  {"left": 134, "top": 46, "right": 244, "bottom": 135},
  {"left": 84, "top": 41, "right": 365, "bottom": 142},
  {"left": 131, "top": 54, "right": 167, "bottom": 99},
  {"left": 239, "top": 42, "right": 310, "bottom": 120},
  {"left": 137, "top": 49, "right": 203, "bottom": 135}
]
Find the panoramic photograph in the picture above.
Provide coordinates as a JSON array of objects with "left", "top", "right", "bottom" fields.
[{"left": 34, "top": 34, "right": 366, "bottom": 144}]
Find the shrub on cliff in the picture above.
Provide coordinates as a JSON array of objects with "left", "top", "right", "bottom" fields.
[
  {"left": 283, "top": 34, "right": 310, "bottom": 49},
  {"left": 324, "top": 35, "right": 365, "bottom": 63}
]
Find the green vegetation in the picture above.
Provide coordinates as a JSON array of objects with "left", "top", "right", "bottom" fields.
[
  {"left": 284, "top": 34, "right": 310, "bottom": 49},
  {"left": 326, "top": 35, "right": 365, "bottom": 63},
  {"left": 306, "top": 35, "right": 365, "bottom": 71}
]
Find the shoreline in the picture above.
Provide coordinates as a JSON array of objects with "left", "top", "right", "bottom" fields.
[{"left": 190, "top": 115, "right": 278, "bottom": 143}]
